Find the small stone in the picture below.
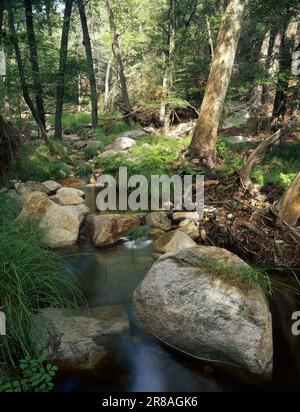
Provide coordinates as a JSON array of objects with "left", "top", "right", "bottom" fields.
[
  {"left": 43, "top": 180, "right": 62, "bottom": 193},
  {"left": 145, "top": 212, "right": 172, "bottom": 231},
  {"left": 154, "top": 230, "right": 197, "bottom": 253},
  {"left": 178, "top": 220, "right": 199, "bottom": 240},
  {"left": 148, "top": 228, "right": 165, "bottom": 238},
  {"left": 57, "top": 187, "right": 85, "bottom": 198},
  {"left": 172, "top": 211, "right": 200, "bottom": 223},
  {"left": 50, "top": 194, "right": 85, "bottom": 206}
]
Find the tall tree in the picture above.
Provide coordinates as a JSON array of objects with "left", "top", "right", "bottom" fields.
[
  {"left": 105, "top": 0, "right": 132, "bottom": 117},
  {"left": 45, "top": 0, "right": 53, "bottom": 37},
  {"left": 5, "top": 0, "right": 48, "bottom": 143},
  {"left": 77, "top": 0, "right": 98, "bottom": 128},
  {"left": 54, "top": 0, "right": 73, "bottom": 139},
  {"left": 24, "top": 0, "right": 46, "bottom": 128},
  {"left": 251, "top": 29, "right": 271, "bottom": 107},
  {"left": 160, "top": 0, "right": 176, "bottom": 132},
  {"left": 0, "top": 0, "right": 4, "bottom": 36},
  {"left": 188, "top": 0, "right": 249, "bottom": 168}
]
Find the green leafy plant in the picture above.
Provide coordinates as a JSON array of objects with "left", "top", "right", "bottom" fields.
[
  {"left": 0, "top": 356, "right": 57, "bottom": 393},
  {"left": 127, "top": 227, "right": 144, "bottom": 240}
]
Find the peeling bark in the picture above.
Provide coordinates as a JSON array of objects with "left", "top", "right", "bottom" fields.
[{"left": 188, "top": 0, "right": 249, "bottom": 169}]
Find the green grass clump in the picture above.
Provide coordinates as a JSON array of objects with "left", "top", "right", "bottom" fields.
[
  {"left": 48, "top": 112, "right": 92, "bottom": 130},
  {"left": 201, "top": 259, "right": 299, "bottom": 299},
  {"left": 11, "top": 142, "right": 72, "bottom": 181},
  {"left": 93, "top": 134, "right": 197, "bottom": 181},
  {"left": 0, "top": 193, "right": 82, "bottom": 369}
]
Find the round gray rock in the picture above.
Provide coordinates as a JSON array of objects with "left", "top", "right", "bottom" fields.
[{"left": 133, "top": 246, "right": 273, "bottom": 375}]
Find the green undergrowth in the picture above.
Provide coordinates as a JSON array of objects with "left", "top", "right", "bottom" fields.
[
  {"left": 93, "top": 134, "right": 198, "bottom": 181},
  {"left": 10, "top": 141, "right": 73, "bottom": 182},
  {"left": 217, "top": 138, "right": 300, "bottom": 189}
]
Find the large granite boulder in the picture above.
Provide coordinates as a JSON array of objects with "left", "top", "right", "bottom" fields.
[
  {"left": 18, "top": 192, "right": 81, "bottom": 248},
  {"left": 84, "top": 213, "right": 141, "bottom": 247},
  {"left": 37, "top": 306, "right": 129, "bottom": 373},
  {"left": 133, "top": 246, "right": 273, "bottom": 375}
]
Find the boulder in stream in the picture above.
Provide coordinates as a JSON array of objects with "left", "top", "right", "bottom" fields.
[
  {"left": 37, "top": 305, "right": 129, "bottom": 373},
  {"left": 133, "top": 246, "right": 273, "bottom": 376},
  {"left": 18, "top": 192, "right": 81, "bottom": 248},
  {"left": 84, "top": 213, "right": 141, "bottom": 247},
  {"left": 153, "top": 229, "right": 197, "bottom": 253},
  {"left": 145, "top": 212, "right": 172, "bottom": 231}
]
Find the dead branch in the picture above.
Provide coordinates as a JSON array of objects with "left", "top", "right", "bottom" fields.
[{"left": 240, "top": 117, "right": 300, "bottom": 191}]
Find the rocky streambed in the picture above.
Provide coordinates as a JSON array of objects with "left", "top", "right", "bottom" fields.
[{"left": 3, "top": 178, "right": 300, "bottom": 391}]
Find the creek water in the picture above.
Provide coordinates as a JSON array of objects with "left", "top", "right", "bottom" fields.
[{"left": 55, "top": 228, "right": 300, "bottom": 393}]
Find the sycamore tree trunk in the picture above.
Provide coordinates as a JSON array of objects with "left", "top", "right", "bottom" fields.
[
  {"left": 54, "top": 0, "right": 73, "bottom": 139},
  {"left": 24, "top": 0, "right": 46, "bottom": 128},
  {"left": 160, "top": 0, "right": 176, "bottom": 132},
  {"left": 263, "top": 30, "right": 283, "bottom": 119},
  {"left": 188, "top": 0, "right": 249, "bottom": 168},
  {"left": 77, "top": 0, "right": 98, "bottom": 129},
  {"left": 206, "top": 15, "right": 214, "bottom": 60},
  {"left": 251, "top": 29, "right": 271, "bottom": 107},
  {"left": 105, "top": 0, "right": 132, "bottom": 117},
  {"left": 104, "top": 58, "right": 112, "bottom": 112},
  {"left": 5, "top": 0, "right": 48, "bottom": 143},
  {"left": 275, "top": 172, "right": 300, "bottom": 227}
]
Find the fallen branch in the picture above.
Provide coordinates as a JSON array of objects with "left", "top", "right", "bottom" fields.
[{"left": 240, "top": 117, "right": 300, "bottom": 191}]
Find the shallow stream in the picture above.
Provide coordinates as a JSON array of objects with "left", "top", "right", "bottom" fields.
[{"left": 55, "top": 230, "right": 300, "bottom": 392}]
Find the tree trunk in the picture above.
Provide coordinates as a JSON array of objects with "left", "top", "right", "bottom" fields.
[
  {"left": 54, "top": 0, "right": 73, "bottom": 139},
  {"left": 105, "top": 0, "right": 132, "bottom": 117},
  {"left": 206, "top": 15, "right": 214, "bottom": 60},
  {"left": 251, "top": 29, "right": 271, "bottom": 107},
  {"left": 0, "top": 0, "right": 4, "bottom": 37},
  {"left": 188, "top": 0, "right": 249, "bottom": 168},
  {"left": 275, "top": 172, "right": 300, "bottom": 227},
  {"left": 0, "top": 114, "right": 20, "bottom": 177},
  {"left": 24, "top": 0, "right": 46, "bottom": 128},
  {"left": 45, "top": 1, "right": 53, "bottom": 37},
  {"left": 104, "top": 58, "right": 112, "bottom": 112},
  {"left": 5, "top": 0, "right": 48, "bottom": 143},
  {"left": 263, "top": 30, "right": 283, "bottom": 119},
  {"left": 160, "top": 0, "right": 176, "bottom": 132},
  {"left": 77, "top": 0, "right": 98, "bottom": 129}
]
